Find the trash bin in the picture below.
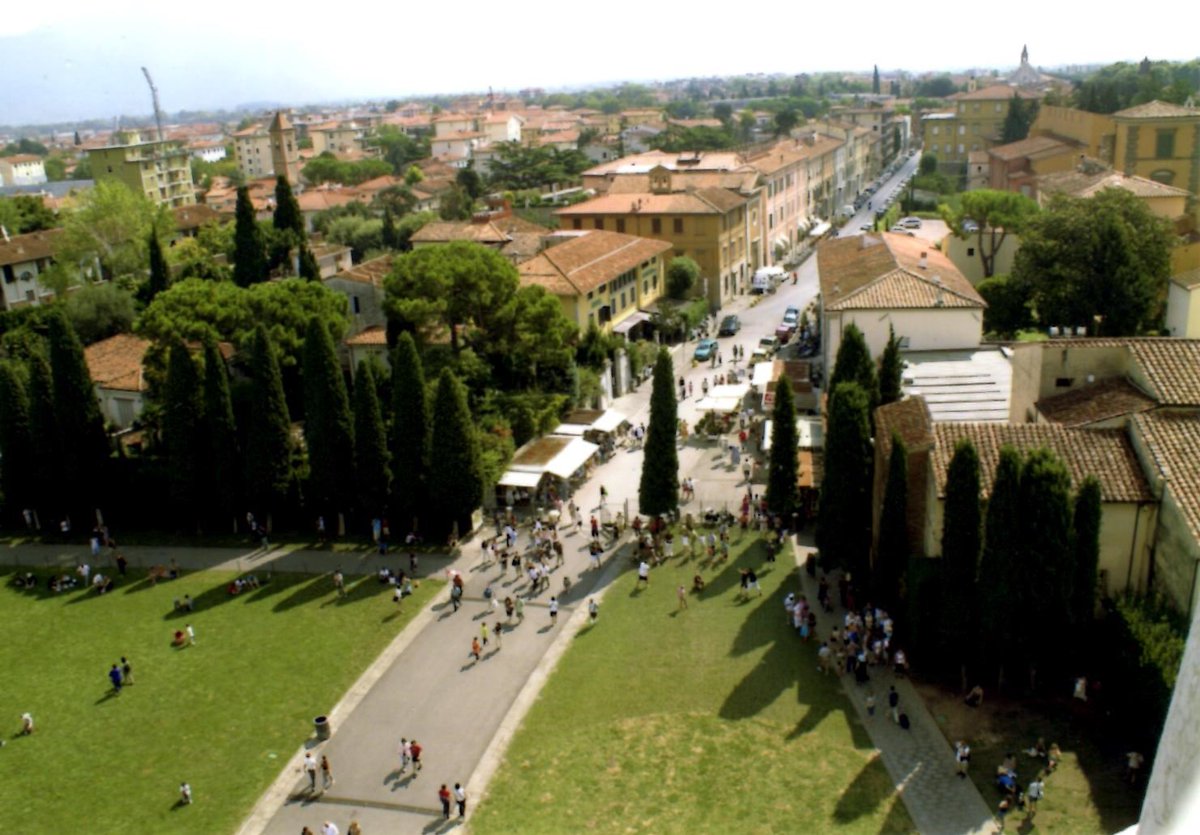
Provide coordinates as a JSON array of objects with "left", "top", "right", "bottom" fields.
[{"left": 314, "top": 716, "right": 330, "bottom": 741}]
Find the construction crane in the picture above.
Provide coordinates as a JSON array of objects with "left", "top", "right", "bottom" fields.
[{"left": 141, "top": 66, "right": 164, "bottom": 142}]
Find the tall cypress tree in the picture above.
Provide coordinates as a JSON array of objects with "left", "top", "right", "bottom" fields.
[
  {"left": 878, "top": 324, "right": 903, "bottom": 406},
  {"left": 244, "top": 326, "right": 293, "bottom": 517},
  {"left": 0, "top": 362, "right": 35, "bottom": 524},
  {"left": 390, "top": 332, "right": 429, "bottom": 534},
  {"left": 298, "top": 245, "right": 321, "bottom": 281},
  {"left": 978, "top": 446, "right": 1022, "bottom": 688},
  {"left": 26, "top": 350, "right": 59, "bottom": 521},
  {"left": 766, "top": 375, "right": 797, "bottom": 519},
  {"left": 382, "top": 207, "right": 398, "bottom": 250},
  {"left": 141, "top": 229, "right": 169, "bottom": 305},
  {"left": 47, "top": 309, "right": 109, "bottom": 518},
  {"left": 1070, "top": 477, "right": 1102, "bottom": 637},
  {"left": 940, "top": 439, "right": 982, "bottom": 686},
  {"left": 1016, "top": 448, "right": 1073, "bottom": 690},
  {"left": 873, "top": 433, "right": 908, "bottom": 607},
  {"left": 816, "top": 381, "right": 873, "bottom": 583},
  {"left": 162, "top": 342, "right": 203, "bottom": 527},
  {"left": 872, "top": 64, "right": 881, "bottom": 94},
  {"left": 234, "top": 186, "right": 267, "bottom": 287},
  {"left": 201, "top": 336, "right": 239, "bottom": 532},
  {"left": 427, "top": 369, "right": 482, "bottom": 538},
  {"left": 273, "top": 175, "right": 305, "bottom": 238},
  {"left": 639, "top": 347, "right": 679, "bottom": 517},
  {"left": 303, "top": 317, "right": 355, "bottom": 527},
  {"left": 830, "top": 323, "right": 879, "bottom": 419},
  {"left": 354, "top": 363, "right": 391, "bottom": 522}
]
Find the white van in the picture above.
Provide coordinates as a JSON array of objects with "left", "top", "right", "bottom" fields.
[{"left": 751, "top": 266, "right": 786, "bottom": 294}]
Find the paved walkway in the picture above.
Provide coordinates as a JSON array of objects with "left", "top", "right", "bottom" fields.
[{"left": 790, "top": 540, "right": 999, "bottom": 835}]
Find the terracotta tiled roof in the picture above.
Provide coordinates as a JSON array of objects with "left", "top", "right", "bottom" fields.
[
  {"left": 556, "top": 187, "right": 747, "bottom": 217},
  {"left": 988, "top": 135, "right": 1077, "bottom": 162},
  {"left": 84, "top": 334, "right": 151, "bottom": 393},
  {"left": 172, "top": 203, "right": 226, "bottom": 231},
  {"left": 1, "top": 154, "right": 43, "bottom": 164},
  {"left": 1038, "top": 167, "right": 1192, "bottom": 200},
  {"left": 1112, "top": 100, "right": 1199, "bottom": 120},
  {"left": 1036, "top": 378, "right": 1158, "bottom": 426},
  {"left": 1133, "top": 410, "right": 1200, "bottom": 542},
  {"left": 410, "top": 221, "right": 511, "bottom": 245},
  {"left": 952, "top": 85, "right": 1040, "bottom": 102},
  {"left": 818, "top": 233, "right": 984, "bottom": 311},
  {"left": 345, "top": 326, "right": 388, "bottom": 346},
  {"left": 931, "top": 422, "right": 1153, "bottom": 502},
  {"left": 605, "top": 171, "right": 760, "bottom": 195},
  {"left": 875, "top": 397, "right": 935, "bottom": 459},
  {"left": 297, "top": 189, "right": 366, "bottom": 212},
  {"left": 1171, "top": 268, "right": 1200, "bottom": 291},
  {"left": 0, "top": 228, "right": 64, "bottom": 267},
  {"left": 1128, "top": 341, "right": 1200, "bottom": 406},
  {"left": 518, "top": 231, "right": 671, "bottom": 295},
  {"left": 328, "top": 254, "right": 394, "bottom": 287}
]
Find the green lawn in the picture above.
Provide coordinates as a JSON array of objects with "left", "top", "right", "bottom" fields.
[
  {"left": 0, "top": 565, "right": 438, "bottom": 834},
  {"left": 472, "top": 535, "right": 913, "bottom": 834}
]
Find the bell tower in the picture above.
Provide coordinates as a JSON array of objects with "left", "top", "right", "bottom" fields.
[{"left": 269, "top": 110, "right": 300, "bottom": 185}]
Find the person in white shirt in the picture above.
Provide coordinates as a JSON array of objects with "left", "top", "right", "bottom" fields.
[
  {"left": 636, "top": 561, "right": 650, "bottom": 588},
  {"left": 453, "top": 782, "right": 467, "bottom": 818},
  {"left": 321, "top": 822, "right": 339, "bottom": 835}
]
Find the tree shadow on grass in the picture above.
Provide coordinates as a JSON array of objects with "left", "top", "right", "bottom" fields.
[
  {"left": 832, "top": 754, "right": 896, "bottom": 826},
  {"left": 271, "top": 573, "right": 335, "bottom": 613},
  {"left": 330, "top": 576, "right": 388, "bottom": 607}
]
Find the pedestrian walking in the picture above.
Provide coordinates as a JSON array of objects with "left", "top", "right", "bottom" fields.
[
  {"left": 494, "top": 621, "right": 503, "bottom": 649},
  {"left": 588, "top": 598, "right": 599, "bottom": 624},
  {"left": 333, "top": 570, "right": 346, "bottom": 598},
  {"left": 120, "top": 656, "right": 134, "bottom": 685},
  {"left": 677, "top": 585, "right": 688, "bottom": 610},
  {"left": 636, "top": 560, "right": 650, "bottom": 588},
  {"left": 398, "top": 738, "right": 410, "bottom": 773},
  {"left": 470, "top": 637, "right": 482, "bottom": 661},
  {"left": 599, "top": 485, "right": 608, "bottom": 506},
  {"left": 590, "top": 515, "right": 599, "bottom": 539},
  {"left": 347, "top": 822, "right": 362, "bottom": 835},
  {"left": 186, "top": 623, "right": 196, "bottom": 646},
  {"left": 409, "top": 740, "right": 422, "bottom": 773},
  {"left": 515, "top": 596, "right": 525, "bottom": 622},
  {"left": 480, "top": 622, "right": 489, "bottom": 647},
  {"left": 865, "top": 692, "right": 876, "bottom": 717},
  {"left": 322, "top": 822, "right": 339, "bottom": 835},
  {"left": 108, "top": 663, "right": 123, "bottom": 693},
  {"left": 888, "top": 686, "right": 900, "bottom": 723},
  {"left": 1026, "top": 776, "right": 1044, "bottom": 814},
  {"left": 320, "top": 755, "right": 334, "bottom": 789},
  {"left": 955, "top": 741, "right": 971, "bottom": 778},
  {"left": 454, "top": 783, "right": 467, "bottom": 818},
  {"left": 303, "top": 752, "right": 318, "bottom": 792},
  {"left": 549, "top": 596, "right": 559, "bottom": 625}
]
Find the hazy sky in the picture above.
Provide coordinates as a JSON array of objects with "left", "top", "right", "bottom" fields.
[{"left": 3, "top": 0, "right": 1197, "bottom": 126}]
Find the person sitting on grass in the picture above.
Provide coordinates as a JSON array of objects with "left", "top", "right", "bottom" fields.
[
  {"left": 692, "top": 574, "right": 706, "bottom": 593},
  {"left": 172, "top": 630, "right": 187, "bottom": 647},
  {"left": 1025, "top": 737, "right": 1047, "bottom": 759}
]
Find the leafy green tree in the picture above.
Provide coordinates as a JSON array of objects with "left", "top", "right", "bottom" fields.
[
  {"left": 650, "top": 126, "right": 738, "bottom": 152},
  {"left": 1001, "top": 93, "right": 1039, "bottom": 143},
  {"left": 978, "top": 446, "right": 1022, "bottom": 687},
  {"left": 915, "top": 76, "right": 958, "bottom": 98},
  {"left": 438, "top": 184, "right": 474, "bottom": 221},
  {"left": 244, "top": 326, "right": 294, "bottom": 515},
  {"left": 368, "top": 127, "right": 428, "bottom": 174},
  {"left": 353, "top": 362, "right": 391, "bottom": 520},
  {"left": 201, "top": 336, "right": 239, "bottom": 532},
  {"left": 64, "top": 282, "right": 136, "bottom": 345},
  {"left": 480, "top": 284, "right": 577, "bottom": 391},
  {"left": 874, "top": 434, "right": 908, "bottom": 607},
  {"left": 940, "top": 439, "right": 982, "bottom": 686},
  {"left": 766, "top": 376, "right": 798, "bottom": 520},
  {"left": 486, "top": 142, "right": 590, "bottom": 191},
  {"left": 816, "top": 382, "right": 873, "bottom": 583},
  {"left": 939, "top": 189, "right": 1039, "bottom": 279},
  {"left": 1070, "top": 477, "right": 1102, "bottom": 635},
  {"left": 427, "top": 369, "right": 482, "bottom": 538},
  {"left": 273, "top": 176, "right": 305, "bottom": 239},
  {"left": 639, "top": 348, "right": 679, "bottom": 517},
  {"left": 302, "top": 317, "right": 356, "bottom": 525},
  {"left": 977, "top": 276, "right": 1033, "bottom": 337},
  {"left": 1013, "top": 189, "right": 1173, "bottom": 335},
  {"left": 713, "top": 102, "right": 733, "bottom": 125},
  {"left": 666, "top": 256, "right": 700, "bottom": 300},
  {"left": 136, "top": 229, "right": 170, "bottom": 307},
  {"left": 0, "top": 362, "right": 35, "bottom": 523},
  {"left": 162, "top": 342, "right": 203, "bottom": 526},
  {"left": 0, "top": 194, "right": 59, "bottom": 234},
  {"left": 46, "top": 310, "right": 110, "bottom": 516},
  {"left": 919, "top": 153, "right": 938, "bottom": 176},
  {"left": 298, "top": 245, "right": 320, "bottom": 281},
  {"left": 26, "top": 350, "right": 59, "bottom": 519},
  {"left": 233, "top": 186, "right": 267, "bottom": 287},
  {"left": 878, "top": 325, "right": 903, "bottom": 406},
  {"left": 830, "top": 323, "right": 879, "bottom": 418},
  {"left": 404, "top": 165, "right": 425, "bottom": 186},
  {"left": 381, "top": 208, "right": 399, "bottom": 250},
  {"left": 456, "top": 167, "right": 484, "bottom": 201},
  {"left": 390, "top": 332, "right": 429, "bottom": 534},
  {"left": 773, "top": 108, "right": 800, "bottom": 136},
  {"left": 302, "top": 153, "right": 392, "bottom": 186},
  {"left": 58, "top": 179, "right": 173, "bottom": 282}
]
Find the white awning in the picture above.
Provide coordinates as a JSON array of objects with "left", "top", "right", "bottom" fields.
[
  {"left": 612, "top": 311, "right": 652, "bottom": 334},
  {"left": 752, "top": 361, "right": 775, "bottom": 388},
  {"left": 591, "top": 409, "right": 629, "bottom": 434},
  {"left": 695, "top": 395, "right": 742, "bottom": 413},
  {"left": 710, "top": 383, "right": 750, "bottom": 400},
  {"left": 761, "top": 418, "right": 824, "bottom": 452},
  {"left": 497, "top": 470, "right": 543, "bottom": 488},
  {"left": 808, "top": 220, "right": 831, "bottom": 238},
  {"left": 544, "top": 438, "right": 600, "bottom": 479},
  {"left": 552, "top": 423, "right": 588, "bottom": 436}
]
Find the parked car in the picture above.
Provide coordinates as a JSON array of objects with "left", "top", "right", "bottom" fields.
[
  {"left": 758, "top": 335, "right": 780, "bottom": 355},
  {"left": 718, "top": 315, "right": 741, "bottom": 336},
  {"left": 775, "top": 323, "right": 796, "bottom": 343},
  {"left": 889, "top": 225, "right": 916, "bottom": 236},
  {"left": 693, "top": 338, "right": 718, "bottom": 361},
  {"left": 783, "top": 307, "right": 800, "bottom": 326},
  {"left": 900, "top": 217, "right": 922, "bottom": 229}
]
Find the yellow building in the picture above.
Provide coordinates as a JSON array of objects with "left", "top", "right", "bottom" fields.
[
  {"left": 517, "top": 230, "right": 671, "bottom": 334},
  {"left": 921, "top": 85, "right": 1041, "bottom": 165},
  {"left": 87, "top": 139, "right": 195, "bottom": 207},
  {"left": 555, "top": 174, "right": 750, "bottom": 311},
  {"left": 1112, "top": 100, "right": 1200, "bottom": 221},
  {"left": 1030, "top": 104, "right": 1114, "bottom": 160}
]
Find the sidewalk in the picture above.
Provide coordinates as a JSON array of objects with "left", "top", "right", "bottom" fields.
[{"left": 791, "top": 539, "right": 999, "bottom": 835}]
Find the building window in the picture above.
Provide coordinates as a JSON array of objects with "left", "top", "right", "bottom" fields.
[
  {"left": 967, "top": 248, "right": 975, "bottom": 257},
  {"left": 352, "top": 296, "right": 361, "bottom": 314},
  {"left": 1155, "top": 130, "right": 1176, "bottom": 159},
  {"left": 958, "top": 125, "right": 965, "bottom": 135},
  {"left": 1149, "top": 169, "right": 1176, "bottom": 185},
  {"left": 932, "top": 126, "right": 939, "bottom": 136},
  {"left": 652, "top": 218, "right": 662, "bottom": 234},
  {"left": 673, "top": 218, "right": 683, "bottom": 234},
  {"left": 594, "top": 218, "right": 604, "bottom": 230},
  {"left": 1055, "top": 377, "right": 1074, "bottom": 388},
  {"left": 572, "top": 218, "right": 582, "bottom": 230}
]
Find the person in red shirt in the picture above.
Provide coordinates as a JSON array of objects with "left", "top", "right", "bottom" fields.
[
  {"left": 409, "top": 740, "right": 422, "bottom": 773},
  {"left": 438, "top": 784, "right": 452, "bottom": 819}
]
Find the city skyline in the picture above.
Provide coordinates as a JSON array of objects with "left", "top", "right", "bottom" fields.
[{"left": 2, "top": 0, "right": 1198, "bottom": 126}]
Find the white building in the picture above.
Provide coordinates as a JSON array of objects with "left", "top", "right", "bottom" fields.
[{"left": 0, "top": 154, "right": 48, "bottom": 186}]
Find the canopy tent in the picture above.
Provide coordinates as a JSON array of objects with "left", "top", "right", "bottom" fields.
[
  {"left": 591, "top": 409, "right": 629, "bottom": 434},
  {"left": 612, "top": 311, "right": 652, "bottom": 335},
  {"left": 695, "top": 383, "right": 750, "bottom": 413},
  {"left": 544, "top": 438, "right": 600, "bottom": 479},
  {"left": 554, "top": 408, "right": 628, "bottom": 439},
  {"left": 551, "top": 423, "right": 587, "bottom": 436},
  {"left": 761, "top": 417, "right": 825, "bottom": 453},
  {"left": 497, "top": 470, "right": 543, "bottom": 489},
  {"left": 752, "top": 361, "right": 775, "bottom": 388},
  {"left": 808, "top": 220, "right": 831, "bottom": 238}
]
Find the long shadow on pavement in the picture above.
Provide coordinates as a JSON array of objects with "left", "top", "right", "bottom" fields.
[{"left": 832, "top": 755, "right": 901, "bottom": 826}]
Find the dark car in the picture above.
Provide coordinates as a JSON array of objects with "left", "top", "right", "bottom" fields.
[
  {"left": 718, "top": 315, "right": 741, "bottom": 336},
  {"left": 693, "top": 338, "right": 719, "bottom": 361}
]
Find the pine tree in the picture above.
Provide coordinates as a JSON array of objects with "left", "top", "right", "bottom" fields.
[
  {"left": 638, "top": 347, "right": 679, "bottom": 517},
  {"left": 427, "top": 369, "right": 482, "bottom": 538},
  {"left": 233, "top": 186, "right": 267, "bottom": 287},
  {"left": 46, "top": 309, "right": 109, "bottom": 517},
  {"left": 978, "top": 446, "right": 1022, "bottom": 687},
  {"left": 162, "top": 342, "right": 203, "bottom": 527},
  {"left": 1070, "top": 476, "right": 1102, "bottom": 636},
  {"left": 142, "top": 229, "right": 169, "bottom": 305},
  {"left": 354, "top": 363, "right": 391, "bottom": 522},
  {"left": 1015, "top": 448, "right": 1073, "bottom": 689},
  {"left": 298, "top": 245, "right": 321, "bottom": 281},
  {"left": 390, "top": 332, "right": 429, "bottom": 534},
  {"left": 26, "top": 350, "right": 59, "bottom": 520},
  {"left": 940, "top": 439, "right": 982, "bottom": 686},
  {"left": 302, "top": 317, "right": 356, "bottom": 526},
  {"left": 873, "top": 433, "right": 908, "bottom": 607},
  {"left": 0, "top": 362, "right": 35, "bottom": 524},
  {"left": 273, "top": 175, "right": 305, "bottom": 238},
  {"left": 766, "top": 376, "right": 797, "bottom": 519},
  {"left": 830, "top": 323, "right": 879, "bottom": 419},
  {"left": 878, "top": 324, "right": 903, "bottom": 406},
  {"left": 201, "top": 336, "right": 239, "bottom": 532},
  {"left": 244, "top": 326, "right": 293, "bottom": 516},
  {"left": 816, "top": 382, "right": 873, "bottom": 584}
]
